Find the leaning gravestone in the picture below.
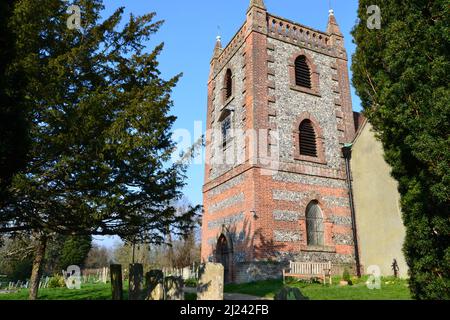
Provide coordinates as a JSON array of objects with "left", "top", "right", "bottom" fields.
[
  {"left": 145, "top": 270, "right": 164, "bottom": 300},
  {"left": 197, "top": 263, "right": 224, "bottom": 300},
  {"left": 164, "top": 276, "right": 184, "bottom": 300},
  {"left": 274, "top": 287, "right": 309, "bottom": 300}
]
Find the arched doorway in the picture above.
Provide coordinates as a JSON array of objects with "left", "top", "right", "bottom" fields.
[{"left": 216, "top": 234, "right": 232, "bottom": 283}]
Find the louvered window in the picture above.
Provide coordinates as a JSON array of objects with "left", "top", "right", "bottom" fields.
[
  {"left": 225, "top": 69, "right": 232, "bottom": 99},
  {"left": 299, "top": 120, "right": 317, "bottom": 157},
  {"left": 295, "top": 56, "right": 312, "bottom": 88},
  {"left": 306, "top": 201, "right": 324, "bottom": 246}
]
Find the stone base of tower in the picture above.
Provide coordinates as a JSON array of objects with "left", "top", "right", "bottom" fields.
[
  {"left": 231, "top": 259, "right": 357, "bottom": 284},
  {"left": 202, "top": 235, "right": 358, "bottom": 284}
]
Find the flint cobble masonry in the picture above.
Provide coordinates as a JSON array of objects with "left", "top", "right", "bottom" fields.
[{"left": 201, "top": 1, "right": 358, "bottom": 283}]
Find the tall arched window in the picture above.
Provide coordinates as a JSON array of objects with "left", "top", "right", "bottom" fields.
[
  {"left": 221, "top": 116, "right": 231, "bottom": 147},
  {"left": 306, "top": 200, "right": 324, "bottom": 246},
  {"left": 219, "top": 109, "right": 232, "bottom": 148},
  {"left": 299, "top": 120, "right": 317, "bottom": 157},
  {"left": 225, "top": 69, "right": 233, "bottom": 99},
  {"left": 295, "top": 56, "right": 312, "bottom": 89}
]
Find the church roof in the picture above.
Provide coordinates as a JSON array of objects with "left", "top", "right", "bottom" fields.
[{"left": 352, "top": 112, "right": 369, "bottom": 144}]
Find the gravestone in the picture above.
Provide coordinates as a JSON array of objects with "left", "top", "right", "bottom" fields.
[
  {"left": 197, "top": 263, "right": 224, "bottom": 300},
  {"left": 110, "top": 264, "right": 123, "bottom": 300},
  {"left": 101, "top": 267, "right": 109, "bottom": 284},
  {"left": 145, "top": 270, "right": 164, "bottom": 300},
  {"left": 274, "top": 287, "right": 309, "bottom": 300},
  {"left": 129, "top": 263, "right": 144, "bottom": 300},
  {"left": 164, "top": 276, "right": 184, "bottom": 300},
  {"left": 182, "top": 267, "right": 191, "bottom": 280}
]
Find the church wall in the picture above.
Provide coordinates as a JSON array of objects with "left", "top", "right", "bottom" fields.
[
  {"left": 208, "top": 45, "right": 247, "bottom": 180},
  {"left": 267, "top": 37, "right": 343, "bottom": 168},
  {"left": 246, "top": 35, "right": 356, "bottom": 269},
  {"left": 351, "top": 122, "right": 409, "bottom": 277}
]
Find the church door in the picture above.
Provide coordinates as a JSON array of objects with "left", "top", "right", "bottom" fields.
[{"left": 216, "top": 235, "right": 231, "bottom": 283}]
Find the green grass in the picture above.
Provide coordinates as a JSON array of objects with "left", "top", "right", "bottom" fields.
[
  {"left": 184, "top": 278, "right": 198, "bottom": 288},
  {"left": 225, "top": 276, "right": 412, "bottom": 300},
  {"left": 0, "top": 282, "right": 196, "bottom": 300},
  {"left": 184, "top": 292, "right": 197, "bottom": 300},
  {"left": 0, "top": 276, "right": 412, "bottom": 300},
  {"left": 0, "top": 282, "right": 129, "bottom": 300}
]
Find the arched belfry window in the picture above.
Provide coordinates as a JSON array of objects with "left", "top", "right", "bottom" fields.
[
  {"left": 299, "top": 120, "right": 317, "bottom": 157},
  {"left": 295, "top": 56, "right": 312, "bottom": 89},
  {"left": 225, "top": 69, "right": 233, "bottom": 99},
  {"left": 306, "top": 201, "right": 324, "bottom": 246}
]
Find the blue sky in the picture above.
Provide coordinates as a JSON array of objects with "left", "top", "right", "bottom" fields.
[{"left": 95, "top": 0, "right": 362, "bottom": 246}]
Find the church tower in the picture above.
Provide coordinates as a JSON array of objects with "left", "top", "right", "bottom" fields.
[{"left": 202, "top": 1, "right": 357, "bottom": 283}]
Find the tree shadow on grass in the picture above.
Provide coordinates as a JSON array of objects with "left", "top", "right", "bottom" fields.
[{"left": 224, "top": 279, "right": 285, "bottom": 298}]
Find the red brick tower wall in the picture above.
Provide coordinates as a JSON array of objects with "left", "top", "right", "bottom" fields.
[{"left": 202, "top": 3, "right": 356, "bottom": 283}]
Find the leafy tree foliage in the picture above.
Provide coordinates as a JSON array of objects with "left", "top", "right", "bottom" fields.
[
  {"left": 58, "top": 235, "right": 92, "bottom": 270},
  {"left": 0, "top": 233, "right": 91, "bottom": 279},
  {"left": 0, "top": 0, "right": 199, "bottom": 298},
  {"left": 351, "top": 0, "right": 449, "bottom": 299},
  {"left": 44, "top": 234, "right": 67, "bottom": 275},
  {"left": 1, "top": 0, "right": 197, "bottom": 240},
  {"left": 0, "top": 0, "right": 29, "bottom": 206}
]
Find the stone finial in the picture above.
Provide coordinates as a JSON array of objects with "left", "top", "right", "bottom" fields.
[
  {"left": 212, "top": 35, "right": 222, "bottom": 60},
  {"left": 248, "top": 0, "right": 266, "bottom": 10},
  {"left": 327, "top": 9, "right": 343, "bottom": 36}
]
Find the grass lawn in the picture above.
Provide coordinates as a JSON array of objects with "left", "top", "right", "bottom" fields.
[
  {"left": 0, "top": 277, "right": 412, "bottom": 300},
  {"left": 224, "top": 276, "right": 412, "bottom": 300},
  {"left": 184, "top": 293, "right": 197, "bottom": 300},
  {"left": 0, "top": 283, "right": 129, "bottom": 300}
]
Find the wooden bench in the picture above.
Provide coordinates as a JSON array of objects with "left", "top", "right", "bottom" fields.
[{"left": 282, "top": 261, "right": 332, "bottom": 285}]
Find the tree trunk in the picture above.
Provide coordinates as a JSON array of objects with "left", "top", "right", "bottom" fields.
[
  {"left": 29, "top": 233, "right": 47, "bottom": 300},
  {"left": 167, "top": 227, "right": 174, "bottom": 268}
]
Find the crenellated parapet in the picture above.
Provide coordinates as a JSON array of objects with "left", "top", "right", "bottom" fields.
[
  {"left": 266, "top": 14, "right": 346, "bottom": 60},
  {"left": 211, "top": 10, "right": 347, "bottom": 79}
]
